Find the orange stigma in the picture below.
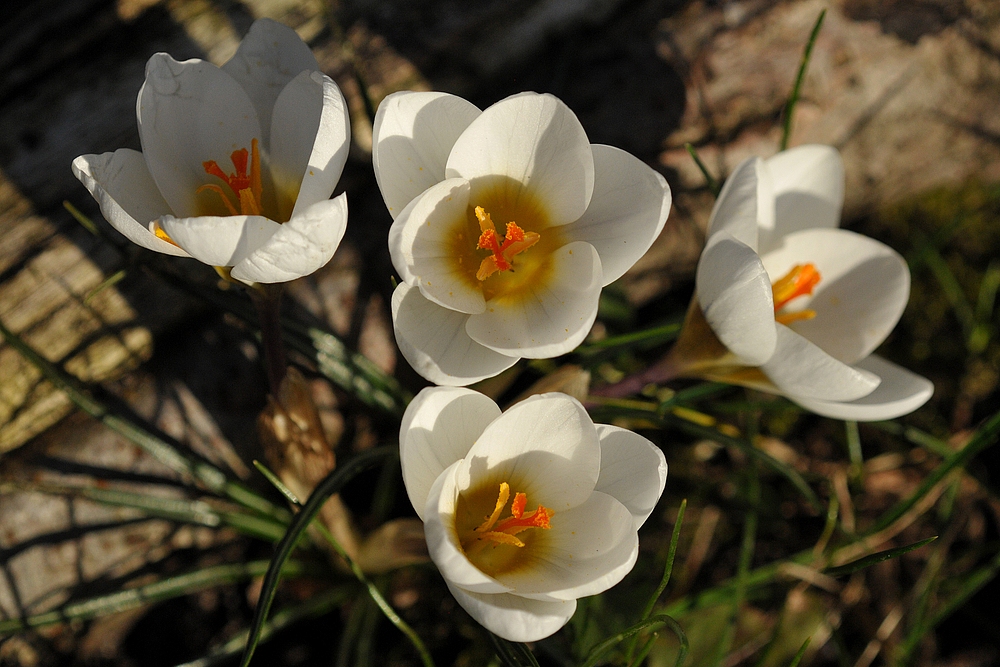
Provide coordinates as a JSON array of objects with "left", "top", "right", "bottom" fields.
[
  {"left": 198, "top": 138, "right": 263, "bottom": 216},
  {"left": 473, "top": 482, "right": 553, "bottom": 548},
  {"left": 475, "top": 206, "right": 540, "bottom": 280},
  {"left": 772, "top": 263, "right": 820, "bottom": 324}
]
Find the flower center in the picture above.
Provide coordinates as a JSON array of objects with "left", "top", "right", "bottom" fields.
[
  {"left": 771, "top": 263, "right": 821, "bottom": 325},
  {"left": 198, "top": 138, "right": 264, "bottom": 216},
  {"left": 468, "top": 481, "right": 553, "bottom": 548},
  {"left": 474, "top": 206, "right": 541, "bottom": 280}
]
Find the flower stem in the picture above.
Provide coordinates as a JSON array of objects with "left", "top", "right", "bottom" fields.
[{"left": 251, "top": 284, "right": 288, "bottom": 395}]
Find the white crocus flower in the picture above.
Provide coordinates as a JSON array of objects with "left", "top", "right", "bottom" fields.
[
  {"left": 400, "top": 387, "right": 667, "bottom": 642},
  {"left": 72, "top": 19, "right": 350, "bottom": 284},
  {"left": 671, "top": 144, "right": 932, "bottom": 420},
  {"left": 372, "top": 91, "right": 672, "bottom": 385}
]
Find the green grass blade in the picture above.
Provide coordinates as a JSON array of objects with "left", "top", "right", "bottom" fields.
[
  {"left": 824, "top": 536, "right": 938, "bottom": 577},
  {"left": 787, "top": 637, "right": 811, "bottom": 667},
  {"left": 581, "top": 614, "right": 688, "bottom": 667},
  {"left": 174, "top": 586, "right": 353, "bottom": 667},
  {"left": 0, "top": 560, "right": 308, "bottom": 634},
  {"left": 628, "top": 499, "right": 687, "bottom": 663},
  {"left": 253, "top": 460, "right": 301, "bottom": 505},
  {"left": 0, "top": 318, "right": 286, "bottom": 522},
  {"left": 780, "top": 9, "right": 826, "bottom": 151},
  {"left": 685, "top": 143, "right": 720, "bottom": 196},
  {"left": 239, "top": 447, "right": 396, "bottom": 667},
  {"left": 871, "top": 409, "right": 1000, "bottom": 533},
  {"left": 576, "top": 321, "right": 683, "bottom": 356},
  {"left": 490, "top": 634, "right": 541, "bottom": 667},
  {"left": 913, "top": 232, "right": 977, "bottom": 339}
]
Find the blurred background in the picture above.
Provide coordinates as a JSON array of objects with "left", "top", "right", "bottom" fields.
[{"left": 2, "top": 0, "right": 1000, "bottom": 665}]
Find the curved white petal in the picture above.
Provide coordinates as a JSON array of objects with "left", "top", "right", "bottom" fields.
[
  {"left": 594, "top": 425, "right": 667, "bottom": 530},
  {"left": 762, "top": 324, "right": 881, "bottom": 402},
  {"left": 230, "top": 193, "right": 347, "bottom": 283},
  {"left": 445, "top": 93, "right": 595, "bottom": 226},
  {"left": 138, "top": 54, "right": 262, "bottom": 218},
  {"left": 399, "top": 387, "right": 502, "bottom": 521},
  {"left": 72, "top": 151, "right": 188, "bottom": 257},
  {"left": 459, "top": 393, "right": 600, "bottom": 512},
  {"left": 447, "top": 583, "right": 577, "bottom": 643},
  {"left": 466, "top": 241, "right": 602, "bottom": 358},
  {"left": 269, "top": 71, "right": 351, "bottom": 221},
  {"left": 761, "top": 228, "right": 909, "bottom": 365},
  {"left": 391, "top": 179, "right": 486, "bottom": 314},
  {"left": 425, "top": 462, "right": 512, "bottom": 594},
  {"left": 372, "top": 91, "right": 482, "bottom": 218},
  {"left": 496, "top": 491, "right": 636, "bottom": 599},
  {"left": 706, "top": 157, "right": 764, "bottom": 250},
  {"left": 760, "top": 144, "right": 844, "bottom": 254},
  {"left": 220, "top": 18, "right": 319, "bottom": 142},
  {"left": 390, "top": 283, "right": 519, "bottom": 386},
  {"left": 793, "top": 355, "right": 933, "bottom": 421},
  {"left": 564, "top": 144, "right": 671, "bottom": 285},
  {"left": 696, "top": 232, "right": 776, "bottom": 365},
  {"left": 157, "top": 214, "right": 279, "bottom": 267}
]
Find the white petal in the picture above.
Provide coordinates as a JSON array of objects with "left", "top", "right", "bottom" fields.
[
  {"left": 761, "top": 228, "right": 909, "bottom": 365},
  {"left": 390, "top": 283, "right": 519, "bottom": 386},
  {"left": 706, "top": 157, "right": 764, "bottom": 249},
  {"left": 459, "top": 393, "right": 601, "bottom": 512},
  {"left": 269, "top": 71, "right": 350, "bottom": 221},
  {"left": 594, "top": 425, "right": 667, "bottom": 530},
  {"left": 696, "top": 232, "right": 776, "bottom": 365},
  {"left": 372, "top": 91, "right": 482, "bottom": 218},
  {"left": 760, "top": 144, "right": 844, "bottom": 254},
  {"left": 465, "top": 241, "right": 602, "bottom": 358},
  {"left": 425, "top": 463, "right": 512, "bottom": 594},
  {"left": 445, "top": 92, "right": 594, "bottom": 226},
  {"left": 793, "top": 355, "right": 933, "bottom": 421},
  {"left": 220, "top": 18, "right": 319, "bottom": 142},
  {"left": 564, "top": 144, "right": 671, "bottom": 285},
  {"left": 230, "top": 193, "right": 348, "bottom": 283},
  {"left": 496, "top": 491, "right": 637, "bottom": 600},
  {"left": 391, "top": 178, "right": 486, "bottom": 314},
  {"left": 157, "top": 214, "right": 279, "bottom": 267},
  {"left": 72, "top": 151, "right": 188, "bottom": 257},
  {"left": 138, "top": 54, "right": 262, "bottom": 218},
  {"left": 447, "top": 583, "right": 576, "bottom": 642},
  {"left": 399, "top": 387, "right": 501, "bottom": 521},
  {"left": 762, "top": 324, "right": 881, "bottom": 401}
]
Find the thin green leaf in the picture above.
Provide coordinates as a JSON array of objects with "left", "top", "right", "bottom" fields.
[
  {"left": 871, "top": 409, "right": 1000, "bottom": 533},
  {"left": 913, "top": 232, "right": 976, "bottom": 339},
  {"left": 629, "top": 634, "right": 659, "bottom": 667},
  {"left": 868, "top": 421, "right": 953, "bottom": 458},
  {"left": 84, "top": 269, "right": 127, "bottom": 305},
  {"left": 824, "top": 536, "right": 938, "bottom": 577},
  {"left": 174, "top": 586, "right": 352, "bottom": 667},
  {"left": 581, "top": 614, "right": 688, "bottom": 667},
  {"left": 628, "top": 499, "right": 687, "bottom": 663},
  {"left": 928, "top": 546, "right": 1000, "bottom": 629},
  {"left": 576, "top": 320, "right": 683, "bottom": 356},
  {"left": 0, "top": 560, "right": 309, "bottom": 634},
  {"left": 253, "top": 460, "right": 301, "bottom": 505},
  {"left": 684, "top": 143, "right": 720, "bottom": 196},
  {"left": 63, "top": 200, "right": 101, "bottom": 237},
  {"left": 787, "top": 637, "right": 811, "bottom": 667},
  {"left": 490, "top": 634, "right": 541, "bottom": 667},
  {"left": 780, "top": 9, "right": 826, "bottom": 151},
  {"left": 0, "top": 318, "right": 286, "bottom": 523},
  {"left": 15, "top": 482, "right": 288, "bottom": 542},
  {"left": 239, "top": 447, "right": 433, "bottom": 667}
]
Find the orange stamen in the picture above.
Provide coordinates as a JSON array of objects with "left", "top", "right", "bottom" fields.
[
  {"left": 199, "top": 138, "right": 263, "bottom": 216},
  {"left": 771, "top": 263, "right": 819, "bottom": 324},
  {"left": 474, "top": 206, "right": 540, "bottom": 280},
  {"left": 473, "top": 483, "right": 553, "bottom": 548}
]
